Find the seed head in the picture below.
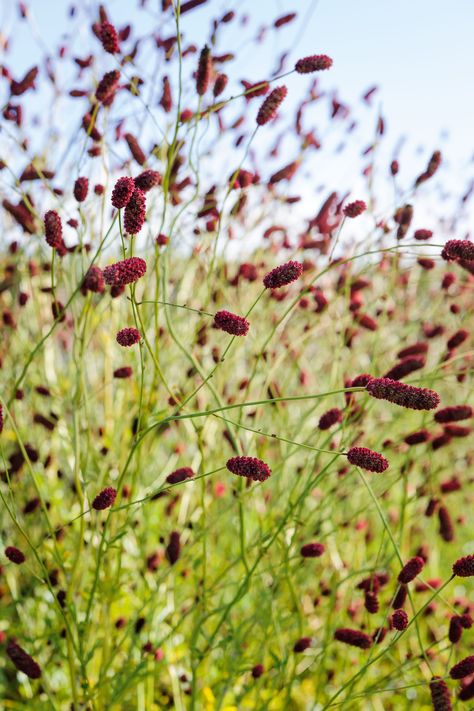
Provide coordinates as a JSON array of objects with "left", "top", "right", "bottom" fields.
[
  {"left": 213, "top": 310, "right": 250, "bottom": 336},
  {"left": 347, "top": 447, "right": 389, "bottom": 473},
  {"left": 226, "top": 456, "right": 271, "bottom": 482}
]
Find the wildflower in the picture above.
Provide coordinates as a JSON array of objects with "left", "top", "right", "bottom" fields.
[
  {"left": 134, "top": 170, "right": 161, "bottom": 192},
  {"left": 99, "top": 21, "right": 119, "bottom": 53},
  {"left": 347, "top": 447, "right": 389, "bottom": 473},
  {"left": 343, "top": 200, "right": 366, "bottom": 218},
  {"left": 293, "top": 637, "right": 311, "bottom": 653},
  {"left": 397, "top": 342, "right": 428, "bottom": 358},
  {"left": 160, "top": 76, "right": 172, "bottom": 112},
  {"left": 82, "top": 265, "right": 104, "bottom": 294},
  {"left": 44, "top": 210, "right": 64, "bottom": 250},
  {"left": 435, "top": 405, "right": 472, "bottom": 423},
  {"left": 256, "top": 85, "right": 287, "bottom": 126},
  {"left": 263, "top": 260, "right": 303, "bottom": 288},
  {"left": 196, "top": 45, "right": 212, "bottom": 95},
  {"left": 392, "top": 584, "right": 408, "bottom": 609},
  {"left": 391, "top": 609, "right": 408, "bottom": 630},
  {"left": 442, "top": 239, "right": 474, "bottom": 262},
  {"left": 213, "top": 73, "right": 228, "bottom": 97},
  {"left": 103, "top": 257, "right": 147, "bottom": 287},
  {"left": 334, "top": 628, "right": 372, "bottom": 649},
  {"left": 113, "top": 367, "right": 132, "bottom": 379},
  {"left": 251, "top": 664, "right": 264, "bottom": 678},
  {"left": 95, "top": 69, "right": 120, "bottom": 104},
  {"left": 166, "top": 467, "right": 194, "bottom": 484},
  {"left": 404, "top": 430, "right": 430, "bottom": 445},
  {"left": 295, "top": 54, "right": 333, "bottom": 73},
  {"left": 92, "top": 487, "right": 117, "bottom": 510},
  {"left": 124, "top": 133, "right": 146, "bottom": 166},
  {"left": 398, "top": 556, "right": 424, "bottom": 584},
  {"left": 5, "top": 546, "right": 25, "bottom": 564},
  {"left": 124, "top": 189, "right": 146, "bottom": 234},
  {"left": 318, "top": 408, "right": 343, "bottom": 430},
  {"left": 116, "top": 327, "right": 141, "bottom": 347},
  {"left": 459, "top": 680, "right": 474, "bottom": 702},
  {"left": 366, "top": 377, "right": 440, "bottom": 410},
  {"left": 112, "top": 176, "right": 135, "bottom": 208},
  {"left": 365, "top": 591, "right": 379, "bottom": 613},
  {"left": 395, "top": 204, "right": 413, "bottom": 239},
  {"left": 213, "top": 310, "right": 250, "bottom": 336},
  {"left": 453, "top": 555, "right": 474, "bottom": 577},
  {"left": 74, "top": 177, "right": 88, "bottom": 202},
  {"left": 384, "top": 356, "right": 425, "bottom": 381},
  {"left": 446, "top": 330, "right": 468, "bottom": 350},
  {"left": 414, "top": 229, "right": 433, "bottom": 240},
  {"left": 450, "top": 656, "right": 474, "bottom": 679},
  {"left": 438, "top": 505, "right": 454, "bottom": 542},
  {"left": 415, "top": 150, "right": 441, "bottom": 187},
  {"left": 301, "top": 543, "right": 325, "bottom": 558},
  {"left": 226, "top": 456, "right": 271, "bottom": 482},
  {"left": 6, "top": 641, "right": 41, "bottom": 679},
  {"left": 165, "top": 531, "right": 181, "bottom": 565},
  {"left": 429, "top": 677, "right": 452, "bottom": 710}
]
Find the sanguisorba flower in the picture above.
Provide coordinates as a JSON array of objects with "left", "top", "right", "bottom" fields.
[
  {"left": 99, "top": 21, "right": 120, "bottom": 54},
  {"left": 113, "top": 366, "right": 132, "bottom": 379},
  {"left": 95, "top": 69, "right": 121, "bottom": 104},
  {"left": 213, "top": 310, "right": 250, "bottom": 336},
  {"left": 318, "top": 407, "right": 343, "bottom": 430},
  {"left": 226, "top": 456, "right": 271, "bottom": 482},
  {"left": 347, "top": 447, "right": 389, "bottom": 473},
  {"left": 166, "top": 467, "right": 194, "bottom": 485},
  {"left": 44, "top": 210, "right": 64, "bottom": 250},
  {"left": 434, "top": 405, "right": 472, "bottom": 423},
  {"left": 256, "top": 85, "right": 287, "bottom": 126},
  {"left": 442, "top": 239, "right": 474, "bottom": 262},
  {"left": 5, "top": 546, "right": 25, "bottom": 564},
  {"left": 92, "top": 486, "right": 117, "bottom": 510},
  {"left": 123, "top": 188, "right": 146, "bottom": 234},
  {"left": 397, "top": 556, "right": 424, "bottom": 584},
  {"left": 196, "top": 45, "right": 212, "bottom": 95},
  {"left": 449, "top": 656, "right": 474, "bottom": 679},
  {"left": 453, "top": 555, "right": 474, "bottom": 577},
  {"left": 73, "top": 176, "right": 88, "bottom": 202},
  {"left": 334, "top": 628, "right": 372, "bottom": 649},
  {"left": 134, "top": 170, "right": 162, "bottom": 192},
  {"left": 293, "top": 637, "right": 311, "bottom": 653},
  {"left": 6, "top": 640, "right": 41, "bottom": 679},
  {"left": 295, "top": 54, "right": 333, "bottom": 73},
  {"left": 301, "top": 543, "right": 325, "bottom": 558},
  {"left": 391, "top": 609, "right": 408, "bottom": 630},
  {"left": 366, "top": 377, "right": 440, "bottom": 411},
  {"left": 82, "top": 265, "right": 104, "bottom": 294},
  {"left": 112, "top": 176, "right": 135, "bottom": 208},
  {"left": 263, "top": 260, "right": 303, "bottom": 289},
  {"left": 343, "top": 200, "right": 366, "bottom": 218},
  {"left": 103, "top": 257, "right": 147, "bottom": 287},
  {"left": 429, "top": 677, "right": 452, "bottom": 711},
  {"left": 116, "top": 327, "right": 141, "bottom": 347}
]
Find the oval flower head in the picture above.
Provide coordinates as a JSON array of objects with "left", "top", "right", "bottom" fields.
[
  {"left": 103, "top": 257, "right": 147, "bottom": 287},
  {"left": 226, "top": 456, "right": 271, "bottom": 482},
  {"left": 116, "top": 327, "right": 141, "bottom": 347},
  {"left": 347, "top": 447, "right": 389, "bottom": 473},
  {"left": 213, "top": 310, "right": 249, "bottom": 336},
  {"left": 263, "top": 260, "right": 303, "bottom": 289}
]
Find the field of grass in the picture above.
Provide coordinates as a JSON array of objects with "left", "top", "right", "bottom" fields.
[{"left": 0, "top": 2, "right": 473, "bottom": 710}]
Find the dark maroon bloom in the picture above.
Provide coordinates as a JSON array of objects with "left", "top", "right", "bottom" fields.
[
  {"left": 442, "top": 239, "right": 474, "bottom": 262},
  {"left": 213, "top": 310, "right": 249, "bottom": 336},
  {"left": 165, "top": 531, "right": 181, "bottom": 565},
  {"left": 334, "top": 628, "right": 372, "bottom": 649},
  {"left": 95, "top": 69, "right": 120, "bottom": 104},
  {"left": 226, "top": 456, "right": 271, "bottom": 482},
  {"left": 449, "top": 616, "right": 463, "bottom": 644},
  {"left": 113, "top": 366, "right": 132, "bottom": 379},
  {"left": 73, "top": 177, "right": 88, "bottom": 202},
  {"left": 366, "top": 377, "right": 440, "bottom": 411},
  {"left": 351, "top": 373, "right": 373, "bottom": 388},
  {"left": 392, "top": 584, "right": 408, "bottom": 609},
  {"left": 446, "top": 330, "right": 468, "bottom": 350},
  {"left": 435, "top": 405, "right": 472, "bottom": 423},
  {"left": 459, "top": 680, "right": 474, "bottom": 702},
  {"left": 116, "top": 327, "right": 141, "bottom": 347},
  {"left": 365, "top": 591, "right": 379, "bottom": 614},
  {"left": 82, "top": 111, "right": 102, "bottom": 141},
  {"left": 450, "top": 656, "right": 474, "bottom": 679},
  {"left": 453, "top": 555, "right": 474, "bottom": 577},
  {"left": 398, "top": 556, "right": 424, "bottom": 584},
  {"left": 318, "top": 407, "right": 343, "bottom": 430},
  {"left": 92, "top": 486, "right": 117, "bottom": 510},
  {"left": 124, "top": 189, "right": 146, "bottom": 234},
  {"left": 99, "top": 21, "right": 119, "bottom": 53},
  {"left": 6, "top": 641, "right": 41, "bottom": 679},
  {"left": 397, "top": 342, "right": 428, "bottom": 359},
  {"left": 103, "top": 257, "right": 147, "bottom": 287},
  {"left": 251, "top": 664, "right": 264, "bottom": 679},
  {"left": 391, "top": 609, "right": 408, "bottom": 631},
  {"left": 82, "top": 265, "right": 104, "bottom": 294},
  {"left": 125, "top": 133, "right": 146, "bottom": 166},
  {"left": 166, "top": 467, "right": 194, "bottom": 485},
  {"left": 112, "top": 176, "right": 135, "bottom": 208},
  {"left": 429, "top": 677, "right": 452, "bottom": 711},
  {"left": 256, "top": 85, "right": 287, "bottom": 126},
  {"left": 5, "top": 546, "right": 25, "bottom": 564},
  {"left": 384, "top": 356, "right": 425, "bottom": 381},
  {"left": 160, "top": 76, "right": 172, "bottom": 112},
  {"left": 196, "top": 45, "right": 212, "bottom": 95},
  {"left": 295, "top": 54, "right": 333, "bottom": 73},
  {"left": 395, "top": 204, "right": 413, "bottom": 239},
  {"left": 263, "top": 260, "right": 303, "bottom": 289},
  {"left": 293, "top": 637, "right": 311, "bottom": 653},
  {"left": 301, "top": 543, "right": 325, "bottom": 558},
  {"left": 241, "top": 79, "right": 270, "bottom": 100},
  {"left": 347, "top": 447, "right": 389, "bottom": 473},
  {"left": 343, "top": 200, "right": 366, "bottom": 218},
  {"left": 213, "top": 73, "right": 228, "bottom": 97},
  {"left": 415, "top": 150, "right": 442, "bottom": 187},
  {"left": 414, "top": 229, "right": 433, "bottom": 240},
  {"left": 44, "top": 210, "right": 64, "bottom": 250},
  {"left": 438, "top": 506, "right": 454, "bottom": 542},
  {"left": 404, "top": 429, "right": 430, "bottom": 446},
  {"left": 134, "top": 170, "right": 161, "bottom": 192}
]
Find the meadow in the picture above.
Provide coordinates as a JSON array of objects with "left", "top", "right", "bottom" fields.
[{"left": 0, "top": 2, "right": 473, "bottom": 709}]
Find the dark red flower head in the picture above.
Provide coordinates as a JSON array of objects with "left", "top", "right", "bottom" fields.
[
  {"left": 263, "top": 260, "right": 303, "bottom": 289},
  {"left": 414, "top": 229, "right": 432, "bottom": 241},
  {"left": 450, "top": 655, "right": 474, "bottom": 679},
  {"left": 103, "top": 257, "right": 147, "bottom": 287},
  {"left": 435, "top": 405, "right": 472, "bottom": 423},
  {"left": 5, "top": 546, "right": 25, "bottom": 564},
  {"left": 113, "top": 366, "right": 132, "bottom": 379},
  {"left": 397, "top": 556, "right": 424, "bottom": 584},
  {"left": 347, "top": 447, "right": 389, "bottom": 473},
  {"left": 92, "top": 486, "right": 117, "bottom": 510},
  {"left": 453, "top": 555, "right": 474, "bottom": 577},
  {"left": 318, "top": 407, "right": 343, "bottom": 430},
  {"left": 293, "top": 637, "right": 312, "bottom": 653},
  {"left": 366, "top": 377, "right": 440, "bottom": 411},
  {"left": 256, "top": 85, "right": 287, "bottom": 126},
  {"left": 74, "top": 177, "right": 89, "bottom": 202},
  {"left": 166, "top": 467, "right": 194, "bottom": 485},
  {"left": 226, "top": 456, "right": 271, "bottom": 482},
  {"left": 123, "top": 188, "right": 146, "bottom": 234},
  {"left": 383, "top": 356, "right": 425, "bottom": 381},
  {"left": 429, "top": 677, "right": 452, "bottom": 711},
  {"left": 6, "top": 641, "right": 41, "bottom": 679},
  {"left": 213, "top": 310, "right": 249, "bottom": 336},
  {"left": 442, "top": 239, "right": 474, "bottom": 262},
  {"left": 166, "top": 531, "right": 181, "bottom": 565},
  {"left": 112, "top": 176, "right": 135, "bottom": 208},
  {"left": 44, "top": 210, "right": 64, "bottom": 250},
  {"left": 301, "top": 542, "right": 325, "bottom": 558},
  {"left": 295, "top": 54, "right": 333, "bottom": 73},
  {"left": 196, "top": 45, "right": 212, "bottom": 95},
  {"left": 334, "top": 628, "right": 372, "bottom": 649},
  {"left": 391, "top": 609, "right": 408, "bottom": 631},
  {"left": 116, "top": 327, "right": 141, "bottom": 347},
  {"left": 95, "top": 69, "right": 121, "bottom": 104},
  {"left": 134, "top": 170, "right": 162, "bottom": 192},
  {"left": 82, "top": 265, "right": 104, "bottom": 294},
  {"left": 343, "top": 200, "right": 366, "bottom": 218},
  {"left": 100, "top": 21, "right": 120, "bottom": 54},
  {"left": 446, "top": 330, "right": 468, "bottom": 350}
]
